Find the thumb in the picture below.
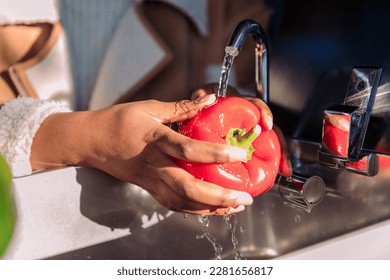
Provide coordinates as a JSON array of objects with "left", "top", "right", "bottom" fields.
[{"left": 273, "top": 125, "right": 293, "bottom": 177}]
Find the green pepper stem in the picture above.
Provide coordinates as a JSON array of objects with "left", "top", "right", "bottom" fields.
[{"left": 226, "top": 125, "right": 261, "bottom": 161}]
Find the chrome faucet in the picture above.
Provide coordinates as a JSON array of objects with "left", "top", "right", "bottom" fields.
[
  {"left": 223, "top": 19, "right": 270, "bottom": 103},
  {"left": 223, "top": 20, "right": 325, "bottom": 213}
]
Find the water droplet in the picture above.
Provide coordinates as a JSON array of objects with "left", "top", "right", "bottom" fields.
[
  {"left": 239, "top": 226, "right": 246, "bottom": 233},
  {"left": 295, "top": 215, "right": 301, "bottom": 223},
  {"left": 196, "top": 234, "right": 204, "bottom": 240},
  {"left": 183, "top": 213, "right": 189, "bottom": 219},
  {"left": 197, "top": 215, "right": 210, "bottom": 227}
]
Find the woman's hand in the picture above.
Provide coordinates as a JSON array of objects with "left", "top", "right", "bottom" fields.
[{"left": 30, "top": 95, "right": 253, "bottom": 216}]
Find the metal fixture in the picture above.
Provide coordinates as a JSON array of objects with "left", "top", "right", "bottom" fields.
[
  {"left": 224, "top": 19, "right": 270, "bottom": 103},
  {"left": 275, "top": 173, "right": 325, "bottom": 213},
  {"left": 319, "top": 67, "right": 383, "bottom": 176}
]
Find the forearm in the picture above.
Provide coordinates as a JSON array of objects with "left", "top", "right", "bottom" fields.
[{"left": 30, "top": 105, "right": 127, "bottom": 172}]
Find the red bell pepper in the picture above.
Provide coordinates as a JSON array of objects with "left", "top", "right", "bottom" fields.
[
  {"left": 322, "top": 114, "right": 350, "bottom": 157},
  {"left": 176, "top": 96, "right": 281, "bottom": 197},
  {"left": 323, "top": 114, "right": 390, "bottom": 170}
]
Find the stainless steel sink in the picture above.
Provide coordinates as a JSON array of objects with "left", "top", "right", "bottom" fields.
[{"left": 5, "top": 139, "right": 390, "bottom": 260}]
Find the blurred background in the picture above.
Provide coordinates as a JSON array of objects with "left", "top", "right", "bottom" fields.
[{"left": 267, "top": 0, "right": 390, "bottom": 150}]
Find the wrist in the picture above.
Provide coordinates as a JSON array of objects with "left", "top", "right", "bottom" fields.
[
  {"left": 30, "top": 110, "right": 93, "bottom": 170},
  {"left": 31, "top": 106, "right": 125, "bottom": 172}
]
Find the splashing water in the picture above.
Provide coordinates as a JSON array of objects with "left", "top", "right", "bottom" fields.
[
  {"left": 196, "top": 215, "right": 223, "bottom": 260},
  {"left": 195, "top": 214, "right": 244, "bottom": 260},
  {"left": 217, "top": 52, "right": 235, "bottom": 98},
  {"left": 223, "top": 214, "right": 242, "bottom": 260}
]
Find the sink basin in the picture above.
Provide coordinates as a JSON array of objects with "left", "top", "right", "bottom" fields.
[
  {"left": 4, "top": 140, "right": 390, "bottom": 260},
  {"left": 279, "top": 218, "right": 390, "bottom": 259}
]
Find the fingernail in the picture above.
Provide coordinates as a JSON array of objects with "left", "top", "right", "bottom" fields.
[
  {"left": 227, "top": 205, "right": 246, "bottom": 214},
  {"left": 227, "top": 192, "right": 253, "bottom": 205},
  {"left": 195, "top": 94, "right": 216, "bottom": 105},
  {"left": 205, "top": 94, "right": 216, "bottom": 105},
  {"left": 265, "top": 115, "right": 273, "bottom": 130},
  {"left": 224, "top": 146, "right": 248, "bottom": 161}
]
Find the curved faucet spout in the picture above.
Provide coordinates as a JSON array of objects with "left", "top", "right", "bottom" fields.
[{"left": 225, "top": 19, "right": 270, "bottom": 103}]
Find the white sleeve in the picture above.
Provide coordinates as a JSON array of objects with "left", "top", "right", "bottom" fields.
[{"left": 0, "top": 97, "right": 71, "bottom": 177}]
